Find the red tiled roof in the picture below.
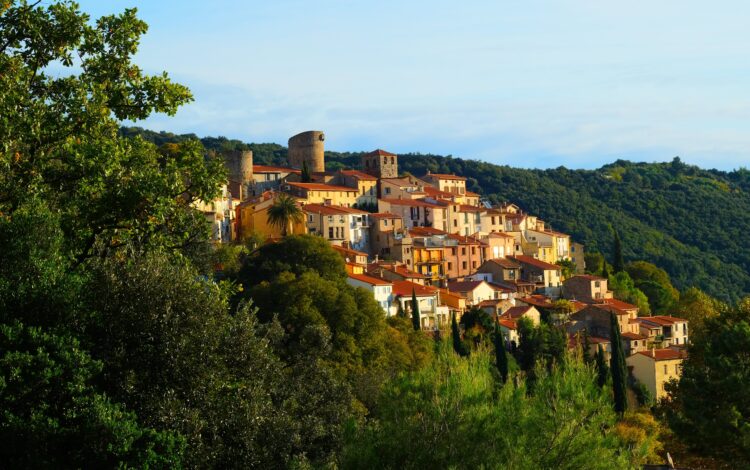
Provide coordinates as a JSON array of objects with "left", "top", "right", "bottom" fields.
[
  {"left": 597, "top": 298, "right": 639, "bottom": 311},
  {"left": 621, "top": 332, "right": 648, "bottom": 340},
  {"left": 332, "top": 244, "right": 368, "bottom": 259},
  {"left": 392, "top": 280, "right": 438, "bottom": 297},
  {"left": 302, "top": 203, "right": 368, "bottom": 215},
  {"left": 567, "top": 274, "right": 606, "bottom": 281},
  {"left": 498, "top": 318, "right": 517, "bottom": 330},
  {"left": 253, "top": 165, "right": 301, "bottom": 174},
  {"left": 422, "top": 186, "right": 455, "bottom": 199},
  {"left": 465, "top": 191, "right": 480, "bottom": 197},
  {"left": 635, "top": 315, "right": 687, "bottom": 327},
  {"left": 485, "top": 258, "right": 521, "bottom": 269},
  {"left": 370, "top": 212, "right": 401, "bottom": 219},
  {"left": 478, "top": 299, "right": 501, "bottom": 307},
  {"left": 458, "top": 204, "right": 483, "bottom": 213},
  {"left": 410, "top": 226, "right": 448, "bottom": 236},
  {"left": 488, "top": 232, "right": 515, "bottom": 238},
  {"left": 502, "top": 306, "right": 533, "bottom": 319},
  {"left": 380, "top": 198, "right": 445, "bottom": 208},
  {"left": 339, "top": 169, "right": 377, "bottom": 180},
  {"left": 348, "top": 273, "right": 392, "bottom": 286},
  {"left": 446, "top": 233, "right": 483, "bottom": 245},
  {"left": 287, "top": 182, "right": 358, "bottom": 192},
  {"left": 367, "top": 149, "right": 397, "bottom": 157},
  {"left": 635, "top": 349, "right": 687, "bottom": 361},
  {"left": 424, "top": 173, "right": 467, "bottom": 181},
  {"left": 509, "top": 255, "right": 561, "bottom": 271},
  {"left": 447, "top": 280, "right": 487, "bottom": 292},
  {"left": 517, "top": 295, "right": 555, "bottom": 308}
]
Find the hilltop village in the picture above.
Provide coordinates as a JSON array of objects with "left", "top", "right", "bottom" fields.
[{"left": 200, "top": 130, "right": 689, "bottom": 401}]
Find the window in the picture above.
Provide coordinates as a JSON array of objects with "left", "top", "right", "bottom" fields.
[
  {"left": 675, "top": 364, "right": 679, "bottom": 374},
  {"left": 663, "top": 365, "right": 668, "bottom": 374},
  {"left": 308, "top": 215, "right": 313, "bottom": 222},
  {"left": 462, "top": 261, "right": 467, "bottom": 270},
  {"left": 453, "top": 219, "right": 458, "bottom": 227},
  {"left": 328, "top": 227, "right": 334, "bottom": 238},
  {"left": 461, "top": 247, "right": 466, "bottom": 255},
  {"left": 448, "top": 262, "right": 453, "bottom": 270},
  {"left": 634, "top": 341, "right": 638, "bottom": 347},
  {"left": 472, "top": 261, "right": 477, "bottom": 268},
  {"left": 385, "top": 187, "right": 391, "bottom": 195},
  {"left": 471, "top": 247, "right": 476, "bottom": 255},
  {"left": 451, "top": 247, "right": 457, "bottom": 256},
  {"left": 383, "top": 219, "right": 388, "bottom": 226},
  {"left": 594, "top": 281, "right": 600, "bottom": 287}
]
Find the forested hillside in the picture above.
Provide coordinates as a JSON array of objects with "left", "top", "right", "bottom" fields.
[{"left": 122, "top": 127, "right": 750, "bottom": 302}]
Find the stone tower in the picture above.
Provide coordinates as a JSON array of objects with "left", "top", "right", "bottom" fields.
[
  {"left": 288, "top": 130, "right": 325, "bottom": 173},
  {"left": 361, "top": 149, "right": 398, "bottom": 179},
  {"left": 223, "top": 149, "right": 253, "bottom": 199}
]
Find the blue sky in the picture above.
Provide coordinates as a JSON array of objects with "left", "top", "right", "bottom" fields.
[{"left": 77, "top": 0, "right": 750, "bottom": 170}]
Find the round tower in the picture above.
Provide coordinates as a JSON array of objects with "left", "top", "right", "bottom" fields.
[{"left": 288, "top": 130, "right": 325, "bottom": 173}]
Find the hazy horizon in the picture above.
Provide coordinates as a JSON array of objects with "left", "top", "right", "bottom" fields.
[{"left": 78, "top": 1, "right": 750, "bottom": 171}]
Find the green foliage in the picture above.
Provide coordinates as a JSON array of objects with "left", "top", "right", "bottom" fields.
[
  {"left": 342, "top": 342, "right": 635, "bottom": 469},
  {"left": 451, "top": 312, "right": 469, "bottom": 357},
  {"left": 266, "top": 193, "right": 304, "bottom": 236},
  {"left": 516, "top": 317, "right": 567, "bottom": 374},
  {"left": 585, "top": 252, "right": 606, "bottom": 275},
  {"left": 673, "top": 287, "right": 724, "bottom": 341},
  {"left": 609, "top": 271, "right": 651, "bottom": 315},
  {"left": 595, "top": 344, "right": 610, "bottom": 388},
  {"left": 411, "top": 289, "right": 421, "bottom": 331},
  {"left": 625, "top": 261, "right": 679, "bottom": 314},
  {"left": 556, "top": 258, "right": 577, "bottom": 278},
  {"left": 0, "top": 321, "right": 184, "bottom": 468},
  {"left": 613, "top": 229, "right": 625, "bottom": 273},
  {"left": 301, "top": 160, "right": 312, "bottom": 182},
  {"left": 238, "top": 235, "right": 429, "bottom": 409},
  {"left": 609, "top": 313, "right": 628, "bottom": 415},
  {"left": 494, "top": 323, "right": 509, "bottom": 383},
  {"left": 667, "top": 299, "right": 750, "bottom": 465}
]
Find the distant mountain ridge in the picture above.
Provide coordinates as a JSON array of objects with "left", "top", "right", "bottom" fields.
[{"left": 122, "top": 126, "right": 750, "bottom": 302}]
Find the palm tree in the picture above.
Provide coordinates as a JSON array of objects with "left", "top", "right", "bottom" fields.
[{"left": 267, "top": 194, "right": 303, "bottom": 236}]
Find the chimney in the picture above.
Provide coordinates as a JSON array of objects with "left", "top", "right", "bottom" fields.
[{"left": 651, "top": 346, "right": 656, "bottom": 357}]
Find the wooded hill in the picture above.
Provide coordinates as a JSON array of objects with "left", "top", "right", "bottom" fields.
[{"left": 122, "top": 127, "right": 750, "bottom": 302}]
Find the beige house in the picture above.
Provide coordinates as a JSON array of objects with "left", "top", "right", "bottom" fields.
[
  {"left": 476, "top": 258, "right": 521, "bottom": 284},
  {"left": 422, "top": 172, "right": 467, "bottom": 195},
  {"left": 570, "top": 242, "right": 585, "bottom": 274},
  {"left": 368, "top": 212, "right": 404, "bottom": 259},
  {"left": 446, "top": 280, "right": 503, "bottom": 305},
  {"left": 500, "top": 305, "right": 541, "bottom": 326},
  {"left": 627, "top": 349, "right": 687, "bottom": 400},
  {"left": 563, "top": 275, "right": 613, "bottom": 303},
  {"left": 303, "top": 204, "right": 370, "bottom": 252},
  {"left": 335, "top": 169, "right": 378, "bottom": 209},
  {"left": 378, "top": 198, "right": 449, "bottom": 232},
  {"left": 510, "top": 255, "right": 563, "bottom": 296},
  {"left": 285, "top": 182, "right": 359, "bottom": 207},
  {"left": 634, "top": 316, "right": 689, "bottom": 347}
]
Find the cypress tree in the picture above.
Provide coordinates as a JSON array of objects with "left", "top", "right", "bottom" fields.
[
  {"left": 301, "top": 160, "right": 312, "bottom": 183},
  {"left": 609, "top": 312, "right": 628, "bottom": 414},
  {"left": 613, "top": 230, "right": 625, "bottom": 273},
  {"left": 396, "top": 302, "right": 406, "bottom": 319},
  {"left": 601, "top": 261, "right": 610, "bottom": 280},
  {"left": 595, "top": 344, "right": 609, "bottom": 388},
  {"left": 411, "top": 288, "right": 421, "bottom": 331},
  {"left": 494, "top": 321, "right": 508, "bottom": 383},
  {"left": 451, "top": 312, "right": 469, "bottom": 357}
]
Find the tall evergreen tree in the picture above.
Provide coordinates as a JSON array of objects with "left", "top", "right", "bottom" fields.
[
  {"left": 609, "top": 313, "right": 628, "bottom": 414},
  {"left": 595, "top": 344, "right": 610, "bottom": 388},
  {"left": 451, "top": 312, "right": 469, "bottom": 357},
  {"left": 602, "top": 262, "right": 610, "bottom": 280},
  {"left": 411, "top": 288, "right": 421, "bottom": 331},
  {"left": 613, "top": 229, "right": 625, "bottom": 273},
  {"left": 301, "top": 160, "right": 312, "bottom": 183},
  {"left": 494, "top": 322, "right": 508, "bottom": 383},
  {"left": 396, "top": 302, "right": 406, "bottom": 318}
]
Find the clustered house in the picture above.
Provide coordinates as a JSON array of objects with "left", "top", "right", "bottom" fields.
[{"left": 206, "top": 130, "right": 691, "bottom": 392}]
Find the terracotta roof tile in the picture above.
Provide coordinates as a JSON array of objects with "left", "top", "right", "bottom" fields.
[{"left": 348, "top": 273, "right": 392, "bottom": 286}]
